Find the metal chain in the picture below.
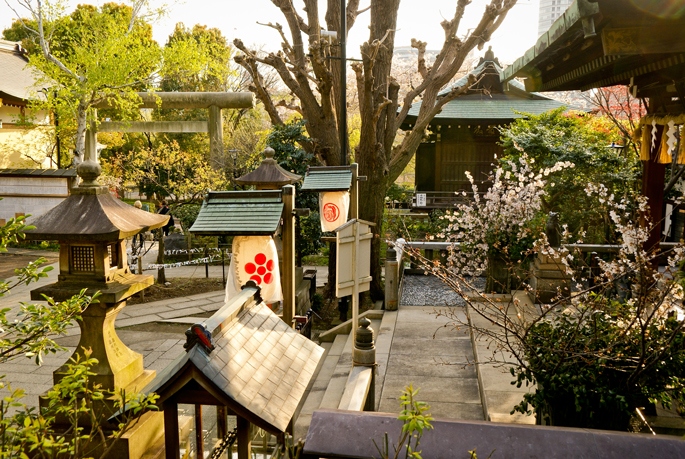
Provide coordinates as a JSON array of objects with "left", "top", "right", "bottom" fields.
[{"left": 208, "top": 427, "right": 238, "bottom": 459}]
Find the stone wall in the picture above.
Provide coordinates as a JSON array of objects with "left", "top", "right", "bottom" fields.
[{"left": 0, "top": 176, "right": 70, "bottom": 224}]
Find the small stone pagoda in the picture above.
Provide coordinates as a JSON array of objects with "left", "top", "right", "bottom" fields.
[
  {"left": 235, "top": 147, "right": 301, "bottom": 190},
  {"left": 24, "top": 137, "right": 169, "bottom": 458}
]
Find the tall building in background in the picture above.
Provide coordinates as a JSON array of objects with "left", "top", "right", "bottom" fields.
[{"left": 538, "top": 0, "right": 573, "bottom": 37}]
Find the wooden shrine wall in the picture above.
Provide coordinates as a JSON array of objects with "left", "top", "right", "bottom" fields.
[{"left": 415, "top": 123, "right": 505, "bottom": 193}]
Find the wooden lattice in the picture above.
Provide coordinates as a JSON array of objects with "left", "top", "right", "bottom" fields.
[{"left": 71, "top": 246, "right": 95, "bottom": 272}]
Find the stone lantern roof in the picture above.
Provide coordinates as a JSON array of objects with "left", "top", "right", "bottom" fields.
[
  {"left": 235, "top": 147, "right": 301, "bottom": 189},
  {"left": 24, "top": 186, "right": 168, "bottom": 242}
]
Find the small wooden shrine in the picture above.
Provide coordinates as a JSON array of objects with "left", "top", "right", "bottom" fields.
[
  {"left": 142, "top": 284, "right": 323, "bottom": 459},
  {"left": 402, "top": 48, "right": 568, "bottom": 209}
]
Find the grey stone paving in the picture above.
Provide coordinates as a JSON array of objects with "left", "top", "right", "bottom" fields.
[
  {"left": 400, "top": 274, "right": 485, "bottom": 306},
  {"left": 379, "top": 275, "right": 484, "bottom": 421}
]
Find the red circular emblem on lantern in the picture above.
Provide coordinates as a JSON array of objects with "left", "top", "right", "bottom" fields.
[
  {"left": 323, "top": 203, "right": 340, "bottom": 222},
  {"left": 245, "top": 251, "right": 275, "bottom": 286}
]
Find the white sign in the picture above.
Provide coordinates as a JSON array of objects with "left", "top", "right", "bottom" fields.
[
  {"left": 335, "top": 219, "right": 372, "bottom": 298},
  {"left": 416, "top": 193, "right": 427, "bottom": 207}
]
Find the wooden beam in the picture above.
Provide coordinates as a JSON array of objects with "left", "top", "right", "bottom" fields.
[
  {"left": 195, "top": 404, "right": 204, "bottom": 459},
  {"left": 602, "top": 27, "right": 685, "bottom": 56},
  {"left": 98, "top": 121, "right": 209, "bottom": 133},
  {"left": 93, "top": 92, "right": 254, "bottom": 109}
]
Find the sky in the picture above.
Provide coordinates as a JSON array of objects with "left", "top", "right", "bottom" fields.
[{"left": 0, "top": 0, "right": 540, "bottom": 67}]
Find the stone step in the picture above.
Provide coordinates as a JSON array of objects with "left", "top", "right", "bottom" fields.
[
  {"left": 373, "top": 310, "right": 397, "bottom": 410},
  {"left": 469, "top": 293, "right": 536, "bottom": 425},
  {"left": 318, "top": 330, "right": 356, "bottom": 409},
  {"left": 293, "top": 336, "right": 345, "bottom": 440}
]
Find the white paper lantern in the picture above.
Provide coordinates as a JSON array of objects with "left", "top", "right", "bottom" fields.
[
  {"left": 319, "top": 191, "right": 350, "bottom": 232},
  {"left": 225, "top": 235, "right": 282, "bottom": 304}
]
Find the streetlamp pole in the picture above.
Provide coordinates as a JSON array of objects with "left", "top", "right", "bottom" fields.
[{"left": 339, "top": 0, "right": 347, "bottom": 167}]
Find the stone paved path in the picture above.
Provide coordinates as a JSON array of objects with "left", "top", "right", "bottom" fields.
[{"left": 377, "top": 275, "right": 484, "bottom": 421}]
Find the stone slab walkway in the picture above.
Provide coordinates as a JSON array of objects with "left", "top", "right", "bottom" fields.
[{"left": 378, "top": 275, "right": 484, "bottom": 421}]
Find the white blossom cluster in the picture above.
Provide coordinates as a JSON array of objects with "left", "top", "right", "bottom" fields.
[{"left": 440, "top": 155, "right": 573, "bottom": 276}]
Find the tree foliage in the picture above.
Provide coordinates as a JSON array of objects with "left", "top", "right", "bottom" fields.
[
  {"left": 129, "top": 140, "right": 226, "bottom": 208},
  {"left": 3, "top": 1, "right": 211, "bottom": 163},
  {"left": 499, "top": 109, "right": 640, "bottom": 243}
]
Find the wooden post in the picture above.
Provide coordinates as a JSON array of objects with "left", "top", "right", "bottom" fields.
[
  {"left": 282, "top": 185, "right": 296, "bottom": 327},
  {"left": 208, "top": 105, "right": 223, "bottom": 170},
  {"left": 157, "top": 231, "right": 166, "bottom": 284},
  {"left": 195, "top": 404, "right": 204, "bottom": 458},
  {"left": 642, "top": 127, "right": 666, "bottom": 254},
  {"left": 350, "top": 163, "right": 360, "bottom": 339},
  {"left": 164, "top": 399, "right": 180, "bottom": 459},
  {"left": 352, "top": 219, "right": 359, "bottom": 346},
  {"left": 351, "top": 163, "right": 359, "bottom": 220},
  {"left": 217, "top": 406, "right": 227, "bottom": 444},
  {"left": 237, "top": 416, "right": 251, "bottom": 459}
]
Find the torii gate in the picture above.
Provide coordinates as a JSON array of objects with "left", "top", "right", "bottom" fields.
[{"left": 91, "top": 92, "right": 254, "bottom": 168}]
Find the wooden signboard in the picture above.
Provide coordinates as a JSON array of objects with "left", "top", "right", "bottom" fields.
[{"left": 335, "top": 219, "right": 373, "bottom": 297}]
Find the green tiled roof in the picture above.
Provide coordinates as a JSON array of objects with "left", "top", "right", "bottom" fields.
[
  {"left": 408, "top": 96, "right": 568, "bottom": 121},
  {"left": 189, "top": 191, "right": 283, "bottom": 235},
  {"left": 301, "top": 167, "right": 352, "bottom": 192},
  {"left": 404, "top": 59, "right": 567, "bottom": 122}
]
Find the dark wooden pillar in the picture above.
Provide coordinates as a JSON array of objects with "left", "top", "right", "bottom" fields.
[
  {"left": 642, "top": 140, "right": 666, "bottom": 253},
  {"left": 642, "top": 95, "right": 669, "bottom": 254},
  {"left": 164, "top": 399, "right": 180, "bottom": 459},
  {"left": 237, "top": 416, "right": 252, "bottom": 459},
  {"left": 217, "top": 406, "right": 228, "bottom": 441},
  {"left": 195, "top": 404, "right": 204, "bottom": 458}
]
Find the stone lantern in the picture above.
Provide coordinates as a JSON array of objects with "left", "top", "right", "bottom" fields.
[
  {"left": 24, "top": 130, "right": 168, "bottom": 458},
  {"left": 235, "top": 147, "right": 301, "bottom": 190}
]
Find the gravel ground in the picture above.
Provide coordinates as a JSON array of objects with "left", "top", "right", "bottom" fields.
[{"left": 400, "top": 274, "right": 485, "bottom": 307}]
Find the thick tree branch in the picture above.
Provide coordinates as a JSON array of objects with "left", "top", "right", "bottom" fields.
[{"left": 389, "top": 73, "right": 477, "bottom": 180}]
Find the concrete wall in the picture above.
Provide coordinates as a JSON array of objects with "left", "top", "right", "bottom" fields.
[
  {"left": 0, "top": 106, "right": 53, "bottom": 168},
  {"left": 0, "top": 176, "right": 70, "bottom": 223}
]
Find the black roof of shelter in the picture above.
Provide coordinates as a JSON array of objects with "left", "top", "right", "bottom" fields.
[
  {"left": 499, "top": 0, "right": 685, "bottom": 101},
  {"left": 143, "top": 285, "right": 324, "bottom": 434},
  {"left": 402, "top": 48, "right": 569, "bottom": 128},
  {"left": 189, "top": 190, "right": 284, "bottom": 236}
]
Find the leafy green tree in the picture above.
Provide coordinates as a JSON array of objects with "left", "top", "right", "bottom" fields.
[
  {"left": 267, "top": 120, "right": 324, "bottom": 265},
  {"left": 156, "top": 23, "right": 240, "bottom": 164},
  {"left": 3, "top": 1, "right": 209, "bottom": 163},
  {"left": 129, "top": 140, "right": 226, "bottom": 207},
  {"left": 0, "top": 215, "right": 92, "bottom": 365},
  {"left": 499, "top": 108, "right": 640, "bottom": 243}
]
